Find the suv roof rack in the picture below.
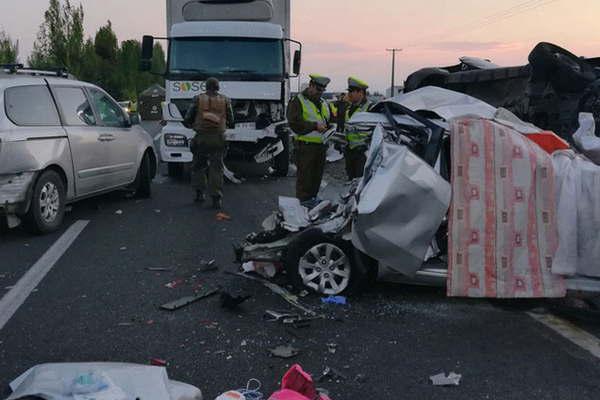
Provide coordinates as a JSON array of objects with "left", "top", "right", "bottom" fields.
[{"left": 0, "top": 64, "right": 73, "bottom": 79}]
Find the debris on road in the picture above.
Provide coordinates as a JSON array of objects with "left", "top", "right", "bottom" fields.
[
  {"left": 198, "top": 259, "right": 218, "bottom": 273},
  {"left": 164, "top": 279, "right": 184, "bottom": 289},
  {"left": 146, "top": 267, "right": 173, "bottom": 272},
  {"left": 242, "top": 260, "right": 277, "bottom": 278},
  {"left": 160, "top": 287, "right": 219, "bottom": 311},
  {"left": 321, "top": 296, "right": 347, "bottom": 305},
  {"left": 326, "top": 343, "right": 337, "bottom": 354},
  {"left": 229, "top": 272, "right": 318, "bottom": 316},
  {"left": 150, "top": 358, "right": 167, "bottom": 367},
  {"left": 269, "top": 365, "right": 332, "bottom": 400},
  {"left": 430, "top": 372, "right": 462, "bottom": 386},
  {"left": 220, "top": 292, "right": 252, "bottom": 310},
  {"left": 216, "top": 212, "right": 232, "bottom": 221},
  {"left": 216, "top": 379, "right": 264, "bottom": 400},
  {"left": 6, "top": 363, "right": 202, "bottom": 400},
  {"left": 318, "top": 366, "right": 347, "bottom": 383},
  {"left": 115, "top": 209, "right": 123, "bottom": 215},
  {"left": 119, "top": 246, "right": 127, "bottom": 251},
  {"left": 269, "top": 345, "right": 300, "bottom": 359}
]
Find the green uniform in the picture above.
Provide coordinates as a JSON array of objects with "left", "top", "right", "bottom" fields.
[
  {"left": 344, "top": 99, "right": 371, "bottom": 179},
  {"left": 184, "top": 93, "right": 234, "bottom": 200},
  {"left": 287, "top": 88, "right": 331, "bottom": 201}
]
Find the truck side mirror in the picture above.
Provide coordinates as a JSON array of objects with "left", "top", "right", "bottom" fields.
[
  {"left": 293, "top": 50, "right": 301, "bottom": 76},
  {"left": 140, "top": 35, "right": 155, "bottom": 71}
]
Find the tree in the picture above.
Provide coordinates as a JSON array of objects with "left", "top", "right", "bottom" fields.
[
  {"left": 0, "top": 31, "right": 18, "bottom": 64},
  {"left": 93, "top": 21, "right": 122, "bottom": 98},
  {"left": 28, "top": 0, "right": 84, "bottom": 75}
]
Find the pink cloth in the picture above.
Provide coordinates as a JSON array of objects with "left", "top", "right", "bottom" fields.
[
  {"left": 447, "top": 118, "right": 565, "bottom": 298},
  {"left": 269, "top": 364, "right": 331, "bottom": 400}
]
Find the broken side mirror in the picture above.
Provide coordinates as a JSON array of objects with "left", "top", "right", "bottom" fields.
[
  {"left": 293, "top": 50, "right": 302, "bottom": 76},
  {"left": 140, "top": 35, "right": 155, "bottom": 71}
]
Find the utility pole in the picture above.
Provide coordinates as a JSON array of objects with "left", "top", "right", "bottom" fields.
[{"left": 386, "top": 48, "right": 402, "bottom": 97}]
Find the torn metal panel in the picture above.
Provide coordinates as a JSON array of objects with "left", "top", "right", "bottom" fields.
[
  {"left": 160, "top": 287, "right": 218, "bottom": 311},
  {"left": 352, "top": 134, "right": 451, "bottom": 277},
  {"left": 279, "top": 196, "right": 310, "bottom": 231},
  {"left": 254, "top": 139, "right": 284, "bottom": 163}
]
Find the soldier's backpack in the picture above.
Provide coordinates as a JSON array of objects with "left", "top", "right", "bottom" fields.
[{"left": 193, "top": 93, "right": 227, "bottom": 132}]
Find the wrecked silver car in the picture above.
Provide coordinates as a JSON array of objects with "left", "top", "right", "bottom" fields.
[{"left": 239, "top": 87, "right": 600, "bottom": 297}]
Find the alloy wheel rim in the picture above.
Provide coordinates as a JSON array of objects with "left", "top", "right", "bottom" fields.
[
  {"left": 39, "top": 182, "right": 60, "bottom": 223},
  {"left": 299, "top": 243, "right": 351, "bottom": 295}
]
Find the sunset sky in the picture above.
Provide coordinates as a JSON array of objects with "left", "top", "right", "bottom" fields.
[{"left": 1, "top": 0, "right": 599, "bottom": 92}]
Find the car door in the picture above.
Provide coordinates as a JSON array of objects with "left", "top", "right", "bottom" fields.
[
  {"left": 87, "top": 88, "right": 139, "bottom": 186},
  {"left": 50, "top": 85, "right": 110, "bottom": 197}
]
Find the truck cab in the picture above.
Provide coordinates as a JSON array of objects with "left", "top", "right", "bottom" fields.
[{"left": 142, "top": 0, "right": 300, "bottom": 177}]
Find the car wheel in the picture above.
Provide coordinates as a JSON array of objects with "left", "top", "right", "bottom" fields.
[
  {"left": 273, "top": 132, "right": 290, "bottom": 177},
  {"left": 24, "top": 170, "right": 65, "bottom": 234},
  {"left": 285, "top": 229, "right": 370, "bottom": 296},
  {"left": 135, "top": 152, "right": 152, "bottom": 198}
]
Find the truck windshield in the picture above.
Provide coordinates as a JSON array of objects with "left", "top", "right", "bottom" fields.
[{"left": 168, "top": 38, "right": 284, "bottom": 81}]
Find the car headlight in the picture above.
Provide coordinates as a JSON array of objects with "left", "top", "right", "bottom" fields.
[{"left": 164, "top": 134, "right": 188, "bottom": 147}]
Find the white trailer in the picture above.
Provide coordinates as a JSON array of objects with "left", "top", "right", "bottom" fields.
[{"left": 141, "top": 0, "right": 301, "bottom": 177}]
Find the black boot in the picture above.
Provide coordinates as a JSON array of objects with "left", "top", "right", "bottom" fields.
[
  {"left": 195, "top": 190, "right": 205, "bottom": 203},
  {"left": 212, "top": 196, "right": 223, "bottom": 210}
]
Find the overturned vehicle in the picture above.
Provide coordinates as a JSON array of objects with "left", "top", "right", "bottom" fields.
[
  {"left": 404, "top": 42, "right": 600, "bottom": 140},
  {"left": 238, "top": 87, "right": 600, "bottom": 299}
]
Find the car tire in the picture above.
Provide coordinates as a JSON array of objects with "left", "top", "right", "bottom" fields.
[
  {"left": 529, "top": 42, "right": 596, "bottom": 92},
  {"left": 284, "top": 228, "right": 371, "bottom": 296},
  {"left": 24, "top": 170, "right": 65, "bottom": 234},
  {"left": 167, "top": 162, "right": 183, "bottom": 178},
  {"left": 273, "top": 131, "right": 290, "bottom": 177},
  {"left": 134, "top": 152, "right": 152, "bottom": 198}
]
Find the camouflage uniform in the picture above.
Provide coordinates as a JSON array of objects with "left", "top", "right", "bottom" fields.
[{"left": 184, "top": 88, "right": 234, "bottom": 205}]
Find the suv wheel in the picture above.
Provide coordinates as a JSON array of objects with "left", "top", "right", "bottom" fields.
[
  {"left": 134, "top": 152, "right": 152, "bottom": 198},
  {"left": 24, "top": 170, "right": 65, "bottom": 234}
]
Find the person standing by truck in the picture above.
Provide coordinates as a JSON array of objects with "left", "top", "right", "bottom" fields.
[
  {"left": 184, "top": 77, "right": 234, "bottom": 210},
  {"left": 343, "top": 77, "right": 372, "bottom": 179},
  {"left": 287, "top": 74, "right": 332, "bottom": 207}
]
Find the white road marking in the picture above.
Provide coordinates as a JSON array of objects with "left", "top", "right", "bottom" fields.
[
  {"left": 0, "top": 220, "right": 89, "bottom": 331},
  {"left": 528, "top": 311, "right": 600, "bottom": 359}
]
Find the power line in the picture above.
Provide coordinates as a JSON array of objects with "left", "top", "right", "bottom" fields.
[{"left": 407, "top": 0, "right": 561, "bottom": 48}]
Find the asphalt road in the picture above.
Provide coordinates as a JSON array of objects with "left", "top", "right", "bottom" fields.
[{"left": 1, "top": 122, "right": 599, "bottom": 399}]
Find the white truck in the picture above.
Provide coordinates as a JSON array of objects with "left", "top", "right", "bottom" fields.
[{"left": 141, "top": 0, "right": 301, "bottom": 177}]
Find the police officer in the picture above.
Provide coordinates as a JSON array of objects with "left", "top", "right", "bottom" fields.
[
  {"left": 343, "top": 77, "right": 371, "bottom": 179},
  {"left": 184, "top": 77, "right": 234, "bottom": 210},
  {"left": 287, "top": 74, "right": 332, "bottom": 207}
]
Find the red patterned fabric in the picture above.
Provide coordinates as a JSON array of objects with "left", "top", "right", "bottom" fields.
[{"left": 448, "top": 118, "right": 565, "bottom": 298}]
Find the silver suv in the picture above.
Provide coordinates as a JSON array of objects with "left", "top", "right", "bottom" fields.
[{"left": 0, "top": 67, "right": 157, "bottom": 233}]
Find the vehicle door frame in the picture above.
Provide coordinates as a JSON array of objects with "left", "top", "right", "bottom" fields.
[{"left": 84, "top": 86, "right": 140, "bottom": 187}]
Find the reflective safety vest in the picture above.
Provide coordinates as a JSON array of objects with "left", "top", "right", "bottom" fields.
[
  {"left": 345, "top": 101, "right": 371, "bottom": 149},
  {"left": 295, "top": 94, "right": 331, "bottom": 144}
]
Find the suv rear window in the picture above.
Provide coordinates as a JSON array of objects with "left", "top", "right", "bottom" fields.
[{"left": 4, "top": 85, "right": 60, "bottom": 126}]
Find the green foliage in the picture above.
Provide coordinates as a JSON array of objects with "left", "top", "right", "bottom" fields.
[
  {"left": 0, "top": 31, "right": 18, "bottom": 64},
  {"left": 29, "top": 0, "right": 84, "bottom": 75},
  {"left": 27, "top": 0, "right": 165, "bottom": 101}
]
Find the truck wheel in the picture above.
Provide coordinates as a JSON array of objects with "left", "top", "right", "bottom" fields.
[
  {"left": 24, "top": 170, "right": 65, "bottom": 234},
  {"left": 168, "top": 162, "right": 183, "bottom": 178},
  {"left": 273, "top": 132, "right": 290, "bottom": 177},
  {"left": 529, "top": 42, "right": 595, "bottom": 92},
  {"left": 285, "top": 229, "right": 370, "bottom": 296},
  {"left": 134, "top": 152, "right": 152, "bottom": 198}
]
